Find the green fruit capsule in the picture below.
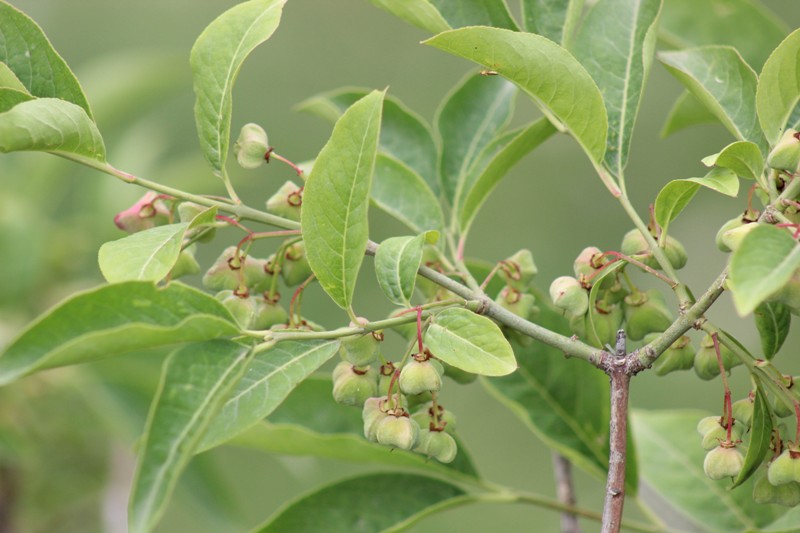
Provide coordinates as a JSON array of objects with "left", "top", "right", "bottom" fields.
[
  {"left": 768, "top": 449, "right": 800, "bottom": 486},
  {"left": 647, "top": 334, "right": 694, "bottom": 376},
  {"left": 731, "top": 397, "right": 754, "bottom": 428},
  {"left": 720, "top": 223, "right": 758, "bottom": 253},
  {"left": 573, "top": 246, "right": 607, "bottom": 279},
  {"left": 442, "top": 362, "right": 477, "bottom": 385},
  {"left": 549, "top": 276, "right": 589, "bottom": 316},
  {"left": 621, "top": 229, "right": 687, "bottom": 270},
  {"left": 362, "top": 397, "right": 389, "bottom": 442},
  {"left": 767, "top": 129, "right": 800, "bottom": 172},
  {"left": 332, "top": 364, "right": 378, "bottom": 407},
  {"left": 498, "top": 249, "right": 537, "bottom": 290},
  {"left": 583, "top": 301, "right": 623, "bottom": 348},
  {"left": 216, "top": 290, "right": 261, "bottom": 328},
  {"left": 715, "top": 212, "right": 757, "bottom": 253},
  {"left": 414, "top": 429, "right": 457, "bottom": 463},
  {"left": 376, "top": 413, "right": 419, "bottom": 450},
  {"left": 412, "top": 402, "right": 457, "bottom": 434},
  {"left": 495, "top": 287, "right": 536, "bottom": 319},
  {"left": 693, "top": 334, "right": 737, "bottom": 380},
  {"left": 704, "top": 445, "right": 744, "bottom": 480},
  {"left": 623, "top": 289, "right": 673, "bottom": 341},
  {"left": 281, "top": 241, "right": 313, "bottom": 286},
  {"left": 340, "top": 317, "right": 382, "bottom": 366},
  {"left": 399, "top": 358, "right": 443, "bottom": 395},
  {"left": 234, "top": 123, "right": 269, "bottom": 169},
  {"left": 203, "top": 246, "right": 268, "bottom": 291},
  {"left": 266, "top": 180, "right": 303, "bottom": 221},
  {"left": 169, "top": 247, "right": 201, "bottom": 280},
  {"left": 753, "top": 469, "right": 800, "bottom": 506},
  {"left": 252, "top": 299, "right": 288, "bottom": 329},
  {"left": 701, "top": 420, "right": 743, "bottom": 450},
  {"left": 113, "top": 192, "right": 171, "bottom": 233}
]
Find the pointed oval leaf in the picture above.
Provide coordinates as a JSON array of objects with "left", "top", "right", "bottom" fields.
[
  {"left": 424, "top": 308, "right": 516, "bottom": 376},
  {"left": 190, "top": 0, "right": 286, "bottom": 175},
  {"left": 437, "top": 73, "right": 516, "bottom": 208},
  {"left": 372, "top": 154, "right": 444, "bottom": 233},
  {"left": 754, "top": 301, "right": 790, "bottom": 359},
  {"left": 255, "top": 473, "right": 466, "bottom": 533},
  {"left": 573, "top": 0, "right": 662, "bottom": 177},
  {"left": 375, "top": 234, "right": 431, "bottom": 306},
  {"left": 732, "top": 385, "right": 772, "bottom": 488},
  {"left": 522, "top": 0, "right": 585, "bottom": 46},
  {"left": 301, "top": 90, "right": 384, "bottom": 310},
  {"left": 198, "top": 339, "right": 340, "bottom": 451},
  {"left": 98, "top": 223, "right": 189, "bottom": 283},
  {"left": 701, "top": 141, "right": 764, "bottom": 181},
  {"left": 459, "top": 118, "right": 557, "bottom": 234},
  {"left": 0, "top": 87, "right": 33, "bottom": 113},
  {"left": 658, "top": 46, "right": 766, "bottom": 151},
  {"left": 366, "top": 0, "right": 451, "bottom": 34},
  {"left": 757, "top": 29, "right": 800, "bottom": 146},
  {"left": 0, "top": 98, "right": 105, "bottom": 162},
  {"left": 425, "top": 27, "right": 608, "bottom": 166},
  {"left": 661, "top": 91, "right": 718, "bottom": 138},
  {"left": 0, "top": 282, "right": 239, "bottom": 385},
  {"left": 655, "top": 168, "right": 740, "bottom": 234},
  {"left": 729, "top": 225, "right": 800, "bottom": 316},
  {"left": 129, "top": 340, "right": 251, "bottom": 533},
  {"left": 0, "top": 1, "right": 92, "bottom": 117},
  {"left": 297, "top": 89, "right": 439, "bottom": 195}
]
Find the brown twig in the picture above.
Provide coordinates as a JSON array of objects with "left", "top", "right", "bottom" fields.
[{"left": 552, "top": 453, "right": 581, "bottom": 533}]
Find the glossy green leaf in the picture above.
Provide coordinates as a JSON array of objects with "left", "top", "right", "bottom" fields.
[
  {"left": 757, "top": 29, "right": 800, "bottom": 146},
  {"left": 659, "top": 46, "right": 766, "bottom": 151},
  {"left": 198, "top": 339, "right": 340, "bottom": 451},
  {"left": 0, "top": 87, "right": 33, "bottom": 112},
  {"left": 0, "top": 98, "right": 105, "bottom": 163},
  {"left": 483, "top": 304, "right": 628, "bottom": 486},
  {"left": 634, "top": 410, "right": 782, "bottom": 531},
  {"left": 129, "top": 340, "right": 251, "bottom": 533},
  {"left": 661, "top": 91, "right": 718, "bottom": 138},
  {"left": 0, "top": 1, "right": 92, "bottom": 117},
  {"left": 426, "top": 27, "right": 608, "bottom": 166},
  {"left": 0, "top": 282, "right": 239, "bottom": 385},
  {"left": 301, "top": 90, "right": 384, "bottom": 310},
  {"left": 458, "top": 118, "right": 557, "bottom": 234},
  {"left": 372, "top": 154, "right": 444, "bottom": 233},
  {"left": 375, "top": 234, "right": 431, "bottom": 306},
  {"left": 701, "top": 141, "right": 764, "bottom": 180},
  {"left": 366, "top": 0, "right": 451, "bottom": 34},
  {"left": 521, "top": 0, "right": 585, "bottom": 46},
  {"left": 659, "top": 0, "right": 786, "bottom": 70},
  {"left": 0, "top": 63, "right": 27, "bottom": 92},
  {"left": 573, "top": 0, "right": 662, "bottom": 177},
  {"left": 424, "top": 308, "right": 516, "bottom": 376},
  {"left": 254, "top": 473, "right": 466, "bottom": 532},
  {"left": 732, "top": 385, "right": 772, "bottom": 488},
  {"left": 297, "top": 89, "right": 439, "bottom": 195},
  {"left": 654, "top": 168, "right": 740, "bottom": 235},
  {"left": 190, "top": 0, "right": 286, "bottom": 175},
  {"left": 729, "top": 225, "right": 800, "bottom": 316},
  {"left": 98, "top": 223, "right": 189, "bottom": 283},
  {"left": 437, "top": 73, "right": 516, "bottom": 208},
  {"left": 754, "top": 301, "right": 790, "bottom": 359},
  {"left": 428, "top": 0, "right": 519, "bottom": 30}
]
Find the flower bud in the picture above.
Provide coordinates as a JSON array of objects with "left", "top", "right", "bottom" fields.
[
  {"left": 704, "top": 445, "right": 744, "bottom": 480},
  {"left": 499, "top": 249, "right": 537, "bottom": 290},
  {"left": 332, "top": 363, "right": 378, "bottom": 407},
  {"left": 767, "top": 129, "right": 800, "bottom": 172},
  {"left": 376, "top": 413, "right": 419, "bottom": 450},
  {"left": 414, "top": 429, "right": 457, "bottom": 463},
  {"left": 623, "top": 289, "right": 672, "bottom": 341},
  {"left": 113, "top": 192, "right": 171, "bottom": 233},
  {"left": 340, "top": 317, "right": 381, "bottom": 366},
  {"left": 203, "top": 246, "right": 269, "bottom": 291},
  {"left": 549, "top": 276, "right": 589, "bottom": 316},
  {"left": 399, "top": 358, "right": 443, "bottom": 395},
  {"left": 266, "top": 180, "right": 303, "bottom": 221},
  {"left": 281, "top": 242, "right": 313, "bottom": 286},
  {"left": 234, "top": 123, "right": 269, "bottom": 169}
]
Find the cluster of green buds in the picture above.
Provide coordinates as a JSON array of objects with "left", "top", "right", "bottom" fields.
[{"left": 493, "top": 250, "right": 540, "bottom": 345}]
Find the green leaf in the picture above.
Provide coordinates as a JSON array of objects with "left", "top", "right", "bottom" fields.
[
  {"left": 197, "top": 339, "right": 340, "bottom": 451},
  {"left": 372, "top": 154, "right": 445, "bottom": 233},
  {"left": 297, "top": 89, "right": 439, "bottom": 195},
  {"left": 754, "top": 301, "right": 790, "bottom": 359},
  {"left": 424, "top": 308, "right": 516, "bottom": 376},
  {"left": 729, "top": 225, "right": 800, "bottom": 316},
  {"left": 254, "top": 473, "right": 466, "bottom": 532},
  {"left": 654, "top": 168, "right": 740, "bottom": 236},
  {"left": 585, "top": 260, "right": 625, "bottom": 348},
  {"left": 128, "top": 340, "right": 251, "bottom": 533},
  {"left": 659, "top": 46, "right": 766, "bottom": 151},
  {"left": 634, "top": 410, "right": 783, "bottom": 531},
  {"left": 98, "top": 223, "right": 189, "bottom": 283},
  {"left": 0, "top": 282, "right": 239, "bottom": 385},
  {"left": 659, "top": 0, "right": 787, "bottom": 70},
  {"left": 366, "top": 0, "right": 451, "bottom": 34},
  {"left": 701, "top": 141, "right": 764, "bottom": 181},
  {"left": 0, "top": 1, "right": 92, "bottom": 117},
  {"left": 660, "top": 91, "right": 718, "bottom": 138},
  {"left": 425, "top": 27, "right": 608, "bottom": 166},
  {"left": 0, "top": 98, "right": 105, "bottom": 163},
  {"left": 428, "top": 0, "right": 519, "bottom": 30},
  {"left": 190, "top": 0, "right": 286, "bottom": 175},
  {"left": 301, "top": 90, "right": 384, "bottom": 310},
  {"left": 375, "top": 234, "right": 431, "bottom": 306},
  {"left": 757, "top": 29, "right": 800, "bottom": 146},
  {"left": 573, "top": 0, "right": 662, "bottom": 178},
  {"left": 436, "top": 73, "right": 516, "bottom": 208},
  {"left": 521, "top": 0, "right": 585, "bottom": 47},
  {"left": 0, "top": 87, "right": 33, "bottom": 113},
  {"left": 458, "top": 118, "right": 557, "bottom": 234},
  {"left": 0, "top": 63, "right": 27, "bottom": 92},
  {"left": 732, "top": 385, "right": 772, "bottom": 488}
]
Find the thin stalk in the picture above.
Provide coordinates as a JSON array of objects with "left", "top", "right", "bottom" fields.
[{"left": 552, "top": 453, "right": 581, "bottom": 533}]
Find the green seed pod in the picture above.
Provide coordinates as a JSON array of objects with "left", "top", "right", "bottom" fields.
[
  {"left": 495, "top": 287, "right": 537, "bottom": 319},
  {"left": 646, "top": 334, "right": 694, "bottom": 376},
  {"left": 772, "top": 392, "right": 796, "bottom": 419},
  {"left": 605, "top": 277, "right": 630, "bottom": 305},
  {"left": 720, "top": 222, "right": 758, "bottom": 253},
  {"left": 203, "top": 246, "right": 268, "bottom": 291},
  {"left": 169, "top": 247, "right": 201, "bottom": 280},
  {"left": 376, "top": 413, "right": 420, "bottom": 450},
  {"left": 441, "top": 361, "right": 477, "bottom": 385},
  {"left": 234, "top": 123, "right": 269, "bottom": 169},
  {"left": 623, "top": 289, "right": 673, "bottom": 341},
  {"left": 377, "top": 362, "right": 397, "bottom": 396},
  {"left": 399, "top": 359, "right": 443, "bottom": 395},
  {"left": 767, "top": 129, "right": 800, "bottom": 172},
  {"left": 704, "top": 445, "right": 744, "bottom": 480},
  {"left": 498, "top": 249, "right": 537, "bottom": 290},
  {"left": 340, "top": 317, "right": 381, "bottom": 366},
  {"left": 362, "top": 397, "right": 389, "bottom": 442},
  {"left": 754, "top": 469, "right": 800, "bottom": 506},
  {"left": 621, "top": 229, "right": 687, "bottom": 270},
  {"left": 252, "top": 298, "right": 288, "bottom": 329},
  {"left": 701, "top": 420, "right": 743, "bottom": 450},
  {"left": 550, "top": 276, "right": 589, "bottom": 316},
  {"left": 697, "top": 416, "right": 724, "bottom": 437},
  {"left": 412, "top": 402, "right": 457, "bottom": 434},
  {"left": 583, "top": 301, "right": 624, "bottom": 348},
  {"left": 251, "top": 253, "right": 278, "bottom": 294},
  {"left": 731, "top": 397, "right": 755, "bottom": 428},
  {"left": 332, "top": 364, "right": 379, "bottom": 407},
  {"left": 768, "top": 449, "right": 800, "bottom": 486},
  {"left": 693, "top": 334, "right": 737, "bottom": 380},
  {"left": 281, "top": 241, "right": 313, "bottom": 286},
  {"left": 266, "top": 180, "right": 303, "bottom": 221},
  {"left": 113, "top": 192, "right": 171, "bottom": 233},
  {"left": 573, "top": 246, "right": 607, "bottom": 279},
  {"left": 414, "top": 429, "right": 457, "bottom": 463},
  {"left": 715, "top": 211, "right": 757, "bottom": 253},
  {"left": 405, "top": 391, "right": 433, "bottom": 410},
  {"left": 216, "top": 290, "right": 260, "bottom": 329}
]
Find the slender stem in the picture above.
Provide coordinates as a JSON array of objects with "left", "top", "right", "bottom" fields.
[
  {"left": 711, "top": 333, "right": 734, "bottom": 441},
  {"left": 220, "top": 167, "right": 241, "bottom": 204},
  {"left": 552, "top": 453, "right": 581, "bottom": 533}
]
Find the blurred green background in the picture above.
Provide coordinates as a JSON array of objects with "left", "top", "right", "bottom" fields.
[{"left": 1, "top": 1, "right": 800, "bottom": 532}]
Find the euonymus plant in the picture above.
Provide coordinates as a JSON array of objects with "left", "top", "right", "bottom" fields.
[{"left": 2, "top": 0, "right": 800, "bottom": 531}]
